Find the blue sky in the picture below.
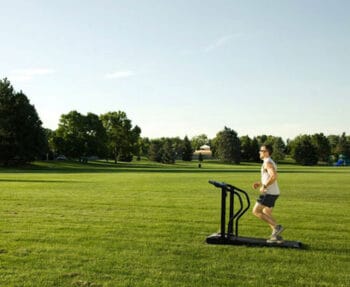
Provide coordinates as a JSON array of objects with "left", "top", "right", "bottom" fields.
[{"left": 1, "top": 0, "right": 349, "bottom": 140}]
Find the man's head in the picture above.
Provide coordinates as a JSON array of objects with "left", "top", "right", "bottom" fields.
[{"left": 259, "top": 144, "right": 273, "bottom": 159}]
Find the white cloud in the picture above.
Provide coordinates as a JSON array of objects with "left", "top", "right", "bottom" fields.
[
  {"left": 202, "top": 33, "right": 240, "bottom": 53},
  {"left": 105, "top": 70, "right": 135, "bottom": 79},
  {"left": 10, "top": 68, "right": 55, "bottom": 81}
]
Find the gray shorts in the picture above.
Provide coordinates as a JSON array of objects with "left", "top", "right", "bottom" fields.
[{"left": 257, "top": 194, "right": 279, "bottom": 208}]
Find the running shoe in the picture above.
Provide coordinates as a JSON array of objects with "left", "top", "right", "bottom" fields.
[
  {"left": 271, "top": 225, "right": 284, "bottom": 237},
  {"left": 267, "top": 235, "right": 284, "bottom": 244}
]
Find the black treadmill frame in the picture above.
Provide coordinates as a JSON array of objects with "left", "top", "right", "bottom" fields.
[{"left": 207, "top": 180, "right": 302, "bottom": 249}]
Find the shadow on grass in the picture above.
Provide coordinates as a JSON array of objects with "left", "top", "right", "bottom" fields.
[
  {"left": 0, "top": 160, "right": 256, "bottom": 174},
  {"left": 0, "top": 179, "right": 83, "bottom": 183},
  {"left": 0, "top": 160, "right": 348, "bottom": 174}
]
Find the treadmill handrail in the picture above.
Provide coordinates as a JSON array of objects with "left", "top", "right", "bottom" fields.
[{"left": 209, "top": 180, "right": 251, "bottom": 237}]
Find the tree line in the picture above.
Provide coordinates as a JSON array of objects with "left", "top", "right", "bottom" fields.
[
  {"left": 1, "top": 78, "right": 349, "bottom": 166},
  {"left": 208, "top": 127, "right": 350, "bottom": 165},
  {"left": 49, "top": 110, "right": 141, "bottom": 164}
]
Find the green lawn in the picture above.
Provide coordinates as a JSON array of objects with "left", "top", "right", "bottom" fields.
[{"left": 0, "top": 160, "right": 349, "bottom": 286}]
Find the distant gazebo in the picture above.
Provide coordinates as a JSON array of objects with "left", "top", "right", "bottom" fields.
[
  {"left": 193, "top": 144, "right": 212, "bottom": 158},
  {"left": 199, "top": 144, "right": 210, "bottom": 151}
]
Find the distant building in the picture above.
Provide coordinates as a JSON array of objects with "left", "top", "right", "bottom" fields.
[
  {"left": 193, "top": 145, "right": 212, "bottom": 158},
  {"left": 199, "top": 144, "right": 210, "bottom": 151}
]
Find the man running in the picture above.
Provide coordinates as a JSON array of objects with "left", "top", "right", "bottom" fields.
[{"left": 252, "top": 144, "right": 284, "bottom": 242}]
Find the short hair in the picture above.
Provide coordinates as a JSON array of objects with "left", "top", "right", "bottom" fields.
[{"left": 261, "top": 144, "right": 273, "bottom": 155}]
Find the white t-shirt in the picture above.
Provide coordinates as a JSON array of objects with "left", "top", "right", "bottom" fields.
[{"left": 261, "top": 157, "right": 280, "bottom": 195}]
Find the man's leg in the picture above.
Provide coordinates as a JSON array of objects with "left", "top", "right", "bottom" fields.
[
  {"left": 252, "top": 202, "right": 277, "bottom": 230},
  {"left": 262, "top": 206, "right": 276, "bottom": 231}
]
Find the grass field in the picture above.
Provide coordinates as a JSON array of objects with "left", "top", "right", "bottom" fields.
[{"left": 0, "top": 160, "right": 349, "bottom": 286}]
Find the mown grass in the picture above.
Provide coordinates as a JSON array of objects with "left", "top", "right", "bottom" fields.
[{"left": 0, "top": 160, "right": 349, "bottom": 286}]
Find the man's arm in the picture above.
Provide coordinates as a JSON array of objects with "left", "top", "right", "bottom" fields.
[{"left": 265, "top": 162, "right": 278, "bottom": 186}]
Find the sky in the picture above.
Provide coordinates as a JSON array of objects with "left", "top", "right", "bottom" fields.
[{"left": 0, "top": 0, "right": 349, "bottom": 140}]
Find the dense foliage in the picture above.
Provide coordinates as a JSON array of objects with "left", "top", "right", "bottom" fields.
[
  {"left": 211, "top": 127, "right": 241, "bottom": 164},
  {"left": 0, "top": 79, "right": 47, "bottom": 165},
  {"left": 2, "top": 79, "right": 350, "bottom": 166},
  {"left": 53, "top": 111, "right": 108, "bottom": 161},
  {"left": 181, "top": 136, "right": 193, "bottom": 161},
  {"left": 289, "top": 135, "right": 319, "bottom": 165},
  {"left": 100, "top": 111, "right": 141, "bottom": 163},
  {"left": 148, "top": 137, "right": 192, "bottom": 164}
]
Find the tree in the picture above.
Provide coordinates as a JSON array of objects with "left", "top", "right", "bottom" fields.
[
  {"left": 140, "top": 137, "right": 150, "bottom": 157},
  {"left": 169, "top": 137, "right": 183, "bottom": 159},
  {"left": 311, "top": 133, "right": 331, "bottom": 162},
  {"left": 0, "top": 79, "right": 47, "bottom": 165},
  {"left": 161, "top": 138, "right": 176, "bottom": 164},
  {"left": 148, "top": 139, "right": 162, "bottom": 162},
  {"left": 54, "top": 111, "right": 107, "bottom": 161},
  {"left": 251, "top": 137, "right": 260, "bottom": 162},
  {"left": 212, "top": 127, "right": 241, "bottom": 164},
  {"left": 45, "top": 128, "right": 55, "bottom": 159},
  {"left": 290, "top": 135, "right": 318, "bottom": 165},
  {"left": 84, "top": 113, "right": 108, "bottom": 159},
  {"left": 270, "top": 137, "right": 286, "bottom": 162},
  {"left": 240, "top": 135, "right": 252, "bottom": 161},
  {"left": 54, "top": 111, "right": 86, "bottom": 158},
  {"left": 182, "top": 136, "right": 193, "bottom": 161},
  {"left": 119, "top": 125, "right": 141, "bottom": 162},
  {"left": 335, "top": 132, "right": 350, "bottom": 158},
  {"left": 327, "top": 135, "right": 340, "bottom": 156},
  {"left": 100, "top": 111, "right": 141, "bottom": 163},
  {"left": 256, "top": 135, "right": 268, "bottom": 146},
  {"left": 130, "top": 126, "right": 142, "bottom": 160},
  {"left": 240, "top": 135, "right": 260, "bottom": 162},
  {"left": 148, "top": 138, "right": 177, "bottom": 164}
]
